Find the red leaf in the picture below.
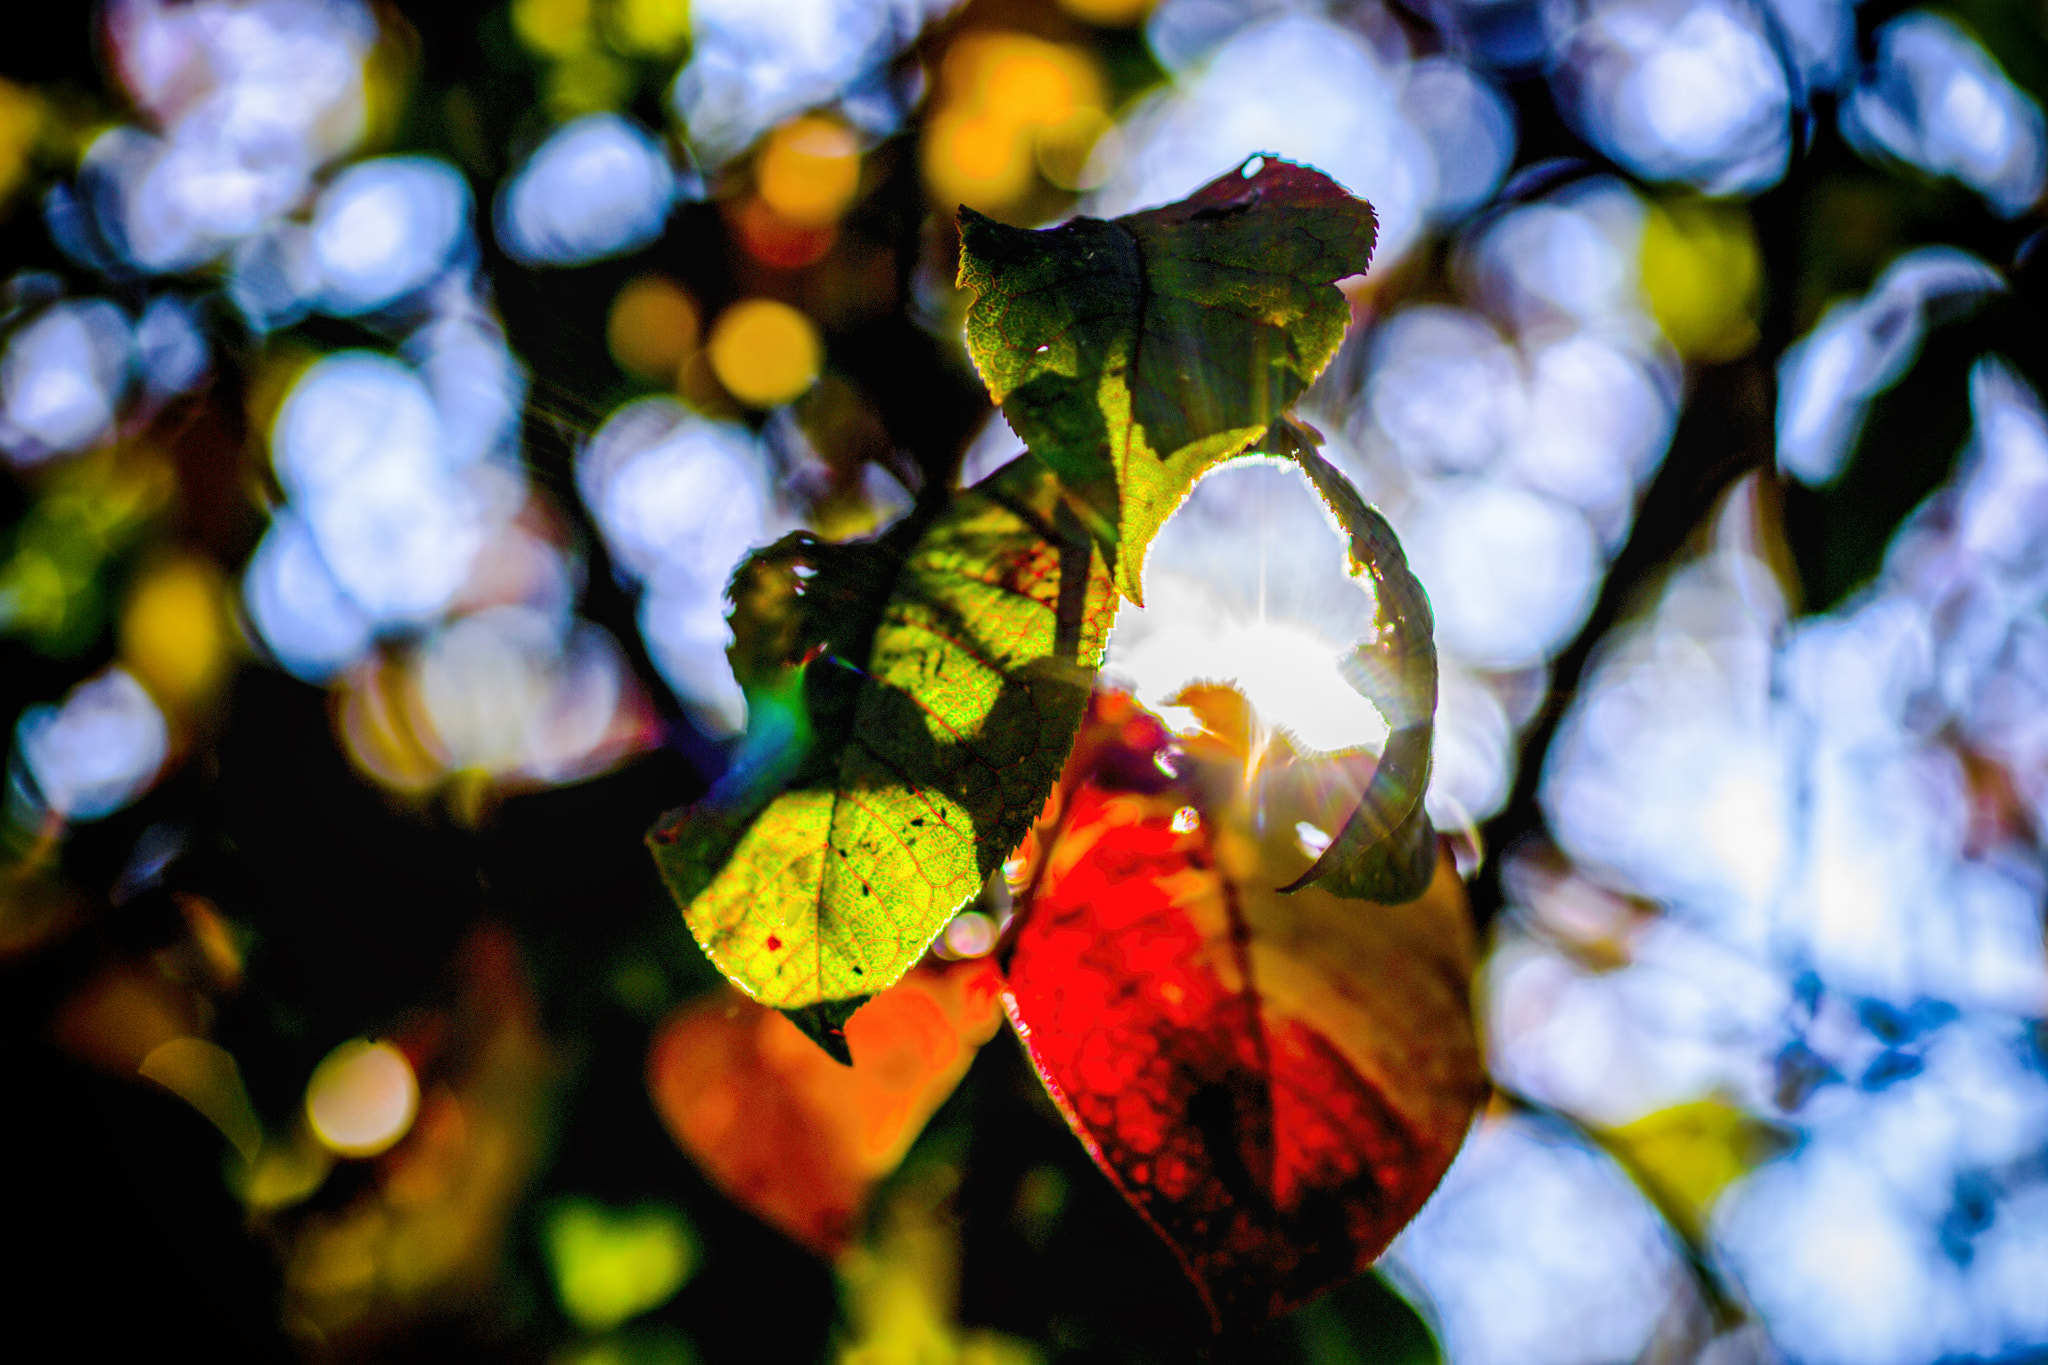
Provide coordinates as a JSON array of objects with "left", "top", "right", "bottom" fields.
[
  {"left": 648, "top": 958, "right": 1004, "bottom": 1256},
  {"left": 1002, "top": 689, "right": 1485, "bottom": 1332}
]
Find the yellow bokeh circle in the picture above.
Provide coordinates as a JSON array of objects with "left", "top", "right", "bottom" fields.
[
  {"left": 607, "top": 275, "right": 700, "bottom": 384},
  {"left": 758, "top": 116, "right": 862, "bottom": 227},
  {"left": 923, "top": 33, "right": 1107, "bottom": 214},
  {"left": 977, "top": 44, "right": 1085, "bottom": 125},
  {"left": 707, "top": 300, "right": 822, "bottom": 408},
  {"left": 120, "top": 556, "right": 229, "bottom": 709},
  {"left": 924, "top": 109, "right": 1036, "bottom": 211}
]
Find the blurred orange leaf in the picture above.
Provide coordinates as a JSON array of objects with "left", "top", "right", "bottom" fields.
[{"left": 648, "top": 958, "right": 1006, "bottom": 1256}]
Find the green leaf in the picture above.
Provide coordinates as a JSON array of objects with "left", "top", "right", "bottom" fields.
[
  {"left": 1287, "top": 1270, "right": 1444, "bottom": 1365},
  {"left": 1264, "top": 419, "right": 1439, "bottom": 904},
  {"left": 543, "top": 1198, "right": 695, "bottom": 1333},
  {"left": 648, "top": 456, "right": 1120, "bottom": 1014},
  {"left": 957, "top": 153, "right": 1377, "bottom": 604}
]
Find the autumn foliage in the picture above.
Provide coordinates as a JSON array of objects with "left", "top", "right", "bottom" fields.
[
  {"left": 649, "top": 958, "right": 1005, "bottom": 1256},
  {"left": 1005, "top": 690, "right": 1484, "bottom": 1330},
  {"left": 646, "top": 157, "right": 1482, "bottom": 1331},
  {"left": 655, "top": 687, "right": 1485, "bottom": 1330}
]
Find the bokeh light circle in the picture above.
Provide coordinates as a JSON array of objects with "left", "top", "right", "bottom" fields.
[
  {"left": 707, "top": 299, "right": 822, "bottom": 408},
  {"left": 304, "top": 1038, "right": 420, "bottom": 1158}
]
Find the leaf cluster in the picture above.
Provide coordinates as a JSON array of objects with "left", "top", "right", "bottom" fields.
[{"left": 649, "top": 156, "right": 1438, "bottom": 1049}]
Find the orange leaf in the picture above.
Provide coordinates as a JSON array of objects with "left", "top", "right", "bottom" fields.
[{"left": 648, "top": 958, "right": 1005, "bottom": 1256}]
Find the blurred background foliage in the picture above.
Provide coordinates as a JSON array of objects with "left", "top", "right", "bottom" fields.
[{"left": 5, "top": 0, "right": 2048, "bottom": 1362}]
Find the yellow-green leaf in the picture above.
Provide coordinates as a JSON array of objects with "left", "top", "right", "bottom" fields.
[
  {"left": 543, "top": 1199, "right": 694, "bottom": 1333},
  {"left": 648, "top": 456, "right": 1120, "bottom": 1022},
  {"left": 1601, "top": 1099, "right": 1793, "bottom": 1245},
  {"left": 956, "top": 153, "right": 1376, "bottom": 603}
]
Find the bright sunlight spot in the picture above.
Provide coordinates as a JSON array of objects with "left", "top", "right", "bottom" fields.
[
  {"left": 1111, "top": 594, "right": 1389, "bottom": 755},
  {"left": 1104, "top": 458, "right": 1394, "bottom": 755}
]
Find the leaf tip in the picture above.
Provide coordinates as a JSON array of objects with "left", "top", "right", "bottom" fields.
[
  {"left": 955, "top": 204, "right": 1003, "bottom": 291},
  {"left": 1281, "top": 815, "right": 1441, "bottom": 904},
  {"left": 1112, "top": 558, "right": 1146, "bottom": 609},
  {"left": 778, "top": 996, "right": 872, "bottom": 1065}
]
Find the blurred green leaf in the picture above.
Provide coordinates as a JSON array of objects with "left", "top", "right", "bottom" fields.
[
  {"left": 1286, "top": 1271, "right": 1442, "bottom": 1365},
  {"left": 545, "top": 1198, "right": 695, "bottom": 1334}
]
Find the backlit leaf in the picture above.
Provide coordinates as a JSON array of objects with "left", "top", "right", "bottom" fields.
[
  {"left": 649, "top": 456, "right": 1119, "bottom": 1024},
  {"left": 1264, "top": 420, "right": 1438, "bottom": 904},
  {"left": 1003, "top": 689, "right": 1484, "bottom": 1333},
  {"left": 957, "top": 154, "right": 1377, "bottom": 603},
  {"left": 647, "top": 959, "right": 1005, "bottom": 1256}
]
